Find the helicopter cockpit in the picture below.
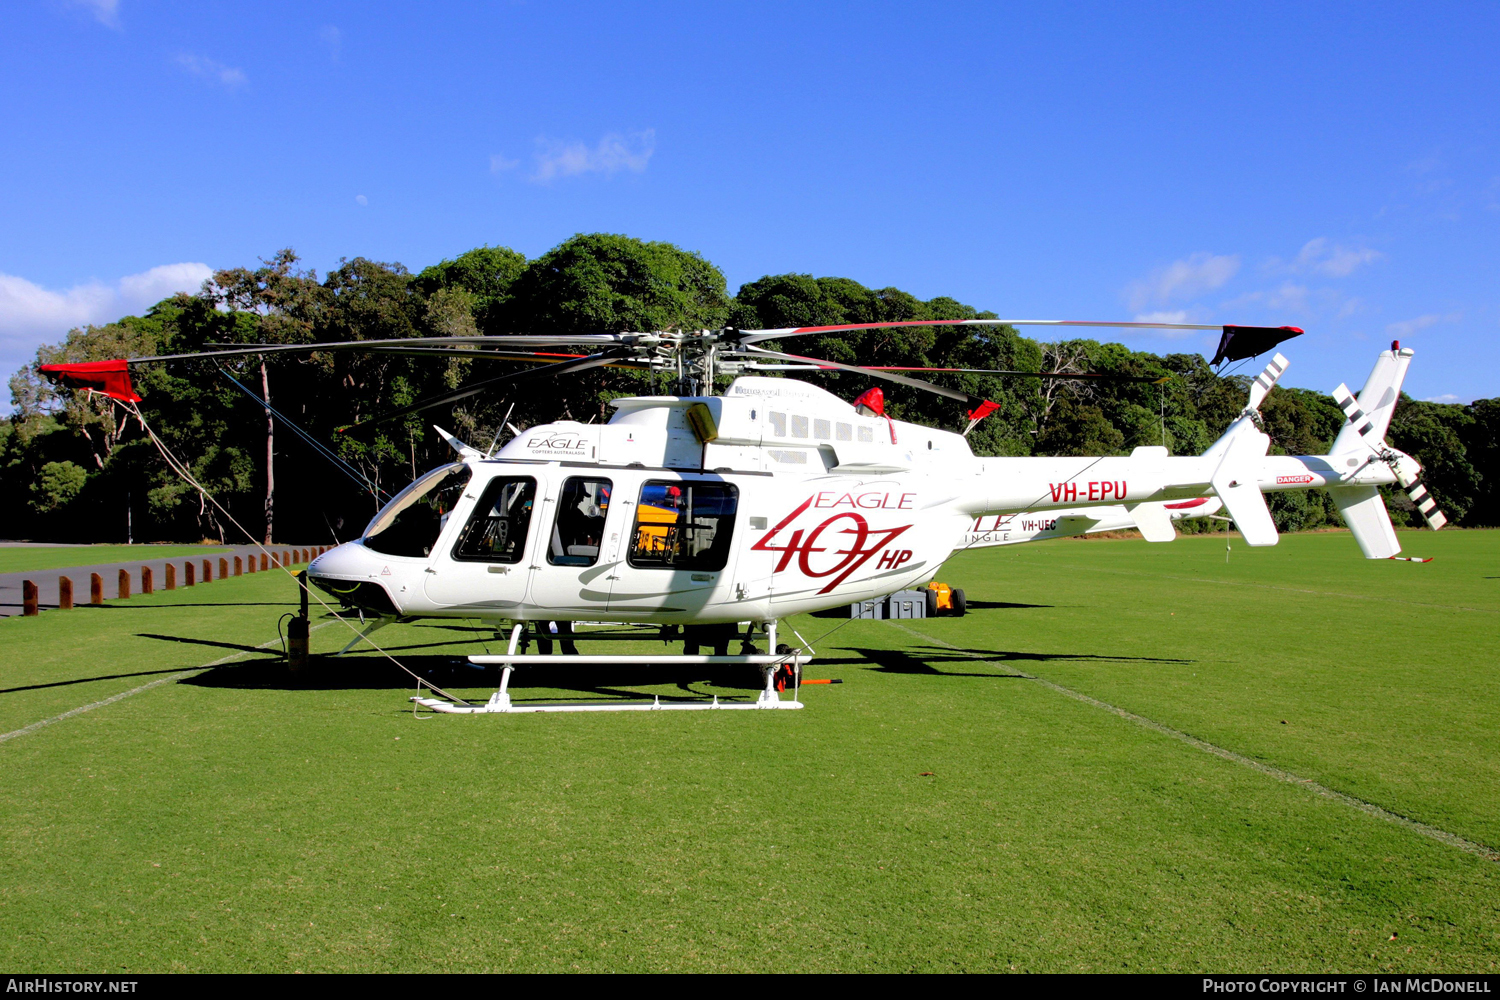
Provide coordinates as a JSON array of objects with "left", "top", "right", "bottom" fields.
[{"left": 362, "top": 462, "right": 472, "bottom": 558}]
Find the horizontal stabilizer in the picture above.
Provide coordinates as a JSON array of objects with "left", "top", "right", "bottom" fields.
[
  {"left": 1126, "top": 502, "right": 1176, "bottom": 543},
  {"left": 1329, "top": 485, "right": 1401, "bottom": 559},
  {"left": 1211, "top": 425, "right": 1278, "bottom": 546}
]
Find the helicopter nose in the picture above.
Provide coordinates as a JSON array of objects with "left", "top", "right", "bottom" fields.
[
  {"left": 308, "top": 541, "right": 401, "bottom": 616},
  {"left": 309, "top": 540, "right": 379, "bottom": 580}
]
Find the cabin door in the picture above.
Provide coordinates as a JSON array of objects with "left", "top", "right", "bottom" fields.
[
  {"left": 525, "top": 474, "right": 617, "bottom": 618},
  {"left": 423, "top": 473, "right": 543, "bottom": 614},
  {"left": 605, "top": 477, "right": 741, "bottom": 619}
]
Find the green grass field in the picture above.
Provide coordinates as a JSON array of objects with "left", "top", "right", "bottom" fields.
[
  {"left": 1, "top": 529, "right": 1497, "bottom": 972},
  {"left": 0, "top": 545, "right": 230, "bottom": 575}
]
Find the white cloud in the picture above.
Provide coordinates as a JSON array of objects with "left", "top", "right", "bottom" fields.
[
  {"left": 1266, "top": 283, "right": 1310, "bottom": 312},
  {"left": 67, "top": 0, "right": 119, "bottom": 28},
  {"left": 1129, "top": 311, "right": 1205, "bottom": 339},
  {"left": 1220, "top": 282, "right": 1316, "bottom": 315},
  {"left": 1134, "top": 310, "right": 1189, "bottom": 325},
  {"left": 117, "top": 263, "right": 213, "bottom": 305},
  {"left": 1127, "top": 253, "right": 1239, "bottom": 311},
  {"left": 355, "top": 194, "right": 368, "bottom": 206},
  {"left": 530, "top": 130, "right": 655, "bottom": 182},
  {"left": 319, "top": 25, "right": 341, "bottom": 60},
  {"left": 175, "top": 54, "right": 247, "bottom": 90},
  {"left": 1282, "top": 238, "right": 1383, "bottom": 278},
  {"left": 1386, "top": 312, "right": 1461, "bottom": 338},
  {"left": 1424, "top": 394, "right": 1463, "bottom": 404},
  {"left": 0, "top": 263, "right": 212, "bottom": 375}
]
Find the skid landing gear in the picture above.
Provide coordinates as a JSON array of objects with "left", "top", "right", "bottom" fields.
[{"left": 412, "top": 620, "right": 809, "bottom": 714}]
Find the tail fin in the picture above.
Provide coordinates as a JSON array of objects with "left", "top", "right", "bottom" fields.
[{"left": 1331, "top": 346, "right": 1413, "bottom": 456}]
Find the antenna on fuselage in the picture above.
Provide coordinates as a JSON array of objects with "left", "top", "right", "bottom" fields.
[{"left": 486, "top": 401, "right": 517, "bottom": 458}]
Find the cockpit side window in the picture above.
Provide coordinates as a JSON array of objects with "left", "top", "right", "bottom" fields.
[
  {"left": 363, "top": 463, "right": 472, "bottom": 558},
  {"left": 452, "top": 476, "right": 537, "bottom": 563},
  {"left": 548, "top": 477, "right": 612, "bottom": 567},
  {"left": 628, "top": 480, "right": 738, "bottom": 571}
]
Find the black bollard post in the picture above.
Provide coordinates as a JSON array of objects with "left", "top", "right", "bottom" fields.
[{"left": 287, "top": 570, "right": 310, "bottom": 670}]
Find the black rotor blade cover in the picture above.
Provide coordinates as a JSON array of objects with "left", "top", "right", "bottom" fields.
[{"left": 1210, "top": 326, "right": 1304, "bottom": 367}]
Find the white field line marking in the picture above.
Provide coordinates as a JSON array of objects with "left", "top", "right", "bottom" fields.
[
  {"left": 891, "top": 622, "right": 1500, "bottom": 863},
  {"left": 0, "top": 621, "right": 337, "bottom": 747}
]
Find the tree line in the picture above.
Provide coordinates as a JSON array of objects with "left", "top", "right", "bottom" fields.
[{"left": 3, "top": 233, "right": 1495, "bottom": 544}]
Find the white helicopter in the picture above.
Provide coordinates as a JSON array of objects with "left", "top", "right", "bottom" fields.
[{"left": 41, "top": 320, "right": 1444, "bottom": 714}]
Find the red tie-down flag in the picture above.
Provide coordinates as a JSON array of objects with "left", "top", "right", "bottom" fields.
[{"left": 38, "top": 360, "right": 141, "bottom": 402}]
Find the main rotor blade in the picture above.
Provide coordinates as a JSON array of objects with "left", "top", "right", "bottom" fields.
[
  {"left": 127, "top": 334, "right": 634, "bottom": 365},
  {"left": 738, "top": 346, "right": 984, "bottom": 407},
  {"left": 733, "top": 318, "right": 1299, "bottom": 346},
  {"left": 360, "top": 345, "right": 651, "bottom": 370},
  {"left": 335, "top": 348, "right": 632, "bottom": 434},
  {"left": 744, "top": 361, "right": 1170, "bottom": 383}
]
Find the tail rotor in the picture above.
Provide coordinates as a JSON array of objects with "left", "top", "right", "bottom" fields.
[{"left": 1330, "top": 344, "right": 1448, "bottom": 532}]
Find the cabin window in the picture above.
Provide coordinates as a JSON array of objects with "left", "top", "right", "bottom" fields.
[
  {"left": 452, "top": 476, "right": 537, "bottom": 563},
  {"left": 791, "top": 415, "right": 809, "bottom": 438},
  {"left": 548, "top": 477, "right": 611, "bottom": 567},
  {"left": 363, "top": 463, "right": 472, "bottom": 558},
  {"left": 768, "top": 412, "right": 787, "bottom": 437},
  {"left": 814, "top": 418, "right": 830, "bottom": 439},
  {"left": 857, "top": 425, "right": 874, "bottom": 442},
  {"left": 628, "top": 480, "right": 739, "bottom": 571},
  {"left": 836, "top": 422, "right": 852, "bottom": 441}
]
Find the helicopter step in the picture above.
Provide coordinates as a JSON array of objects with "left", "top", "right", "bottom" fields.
[
  {"left": 432, "top": 653, "right": 811, "bottom": 713},
  {"left": 413, "top": 687, "right": 806, "bottom": 714},
  {"left": 467, "top": 653, "right": 811, "bottom": 666}
]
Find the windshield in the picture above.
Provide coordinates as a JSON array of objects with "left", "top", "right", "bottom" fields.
[{"left": 363, "top": 463, "right": 472, "bottom": 558}]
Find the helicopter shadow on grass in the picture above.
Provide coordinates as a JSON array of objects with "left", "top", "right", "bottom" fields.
[
  {"left": 131, "top": 626, "right": 767, "bottom": 701},
  {"left": 846, "top": 644, "right": 1193, "bottom": 678},
  {"left": 182, "top": 652, "right": 773, "bottom": 703}
]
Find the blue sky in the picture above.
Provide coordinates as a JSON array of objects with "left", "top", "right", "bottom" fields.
[{"left": 2, "top": 2, "right": 1496, "bottom": 405}]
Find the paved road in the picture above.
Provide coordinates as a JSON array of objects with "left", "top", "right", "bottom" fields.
[{"left": 0, "top": 544, "right": 330, "bottom": 616}]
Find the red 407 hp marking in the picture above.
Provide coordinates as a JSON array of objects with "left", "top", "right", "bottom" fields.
[{"left": 752, "top": 497, "right": 914, "bottom": 594}]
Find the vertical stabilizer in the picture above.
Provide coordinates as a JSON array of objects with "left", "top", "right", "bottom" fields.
[{"left": 1331, "top": 347, "right": 1413, "bottom": 455}]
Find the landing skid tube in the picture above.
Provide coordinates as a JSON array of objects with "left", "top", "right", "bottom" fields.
[{"left": 411, "top": 622, "right": 810, "bottom": 714}]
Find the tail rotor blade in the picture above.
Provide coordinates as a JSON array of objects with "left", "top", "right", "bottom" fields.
[
  {"left": 1247, "top": 353, "right": 1289, "bottom": 412},
  {"left": 1332, "top": 383, "right": 1382, "bottom": 444},
  {"left": 1334, "top": 382, "right": 1449, "bottom": 531},
  {"left": 1389, "top": 453, "right": 1449, "bottom": 531}
]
